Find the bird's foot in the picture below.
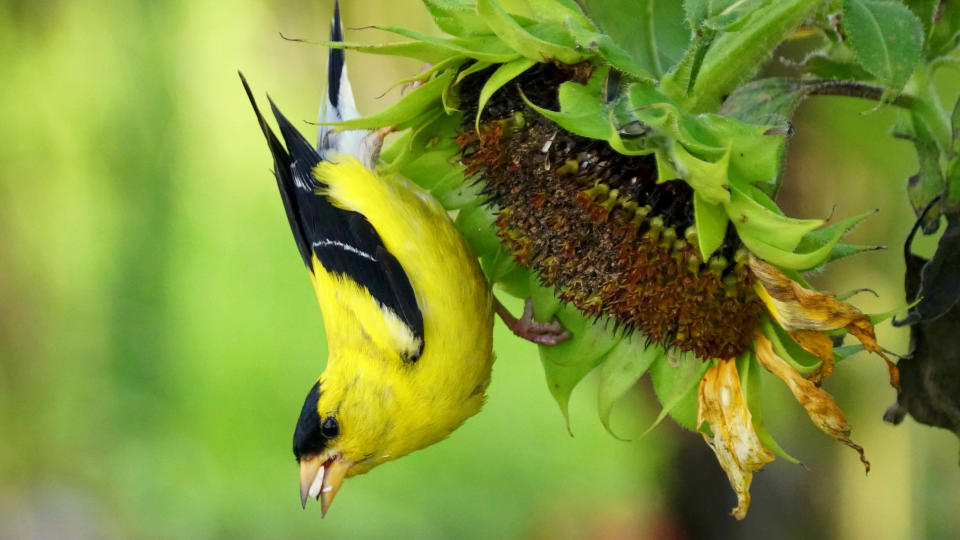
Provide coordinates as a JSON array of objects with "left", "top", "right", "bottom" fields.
[{"left": 495, "top": 298, "right": 571, "bottom": 346}]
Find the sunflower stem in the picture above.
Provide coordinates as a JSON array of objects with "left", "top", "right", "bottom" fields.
[
  {"left": 675, "top": 0, "right": 823, "bottom": 113},
  {"left": 904, "top": 66, "right": 952, "bottom": 155}
]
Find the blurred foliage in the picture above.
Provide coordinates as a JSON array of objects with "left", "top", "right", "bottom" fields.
[{"left": 1, "top": 0, "right": 959, "bottom": 538}]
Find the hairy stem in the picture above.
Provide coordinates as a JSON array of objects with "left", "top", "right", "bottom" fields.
[
  {"left": 805, "top": 81, "right": 918, "bottom": 109},
  {"left": 683, "top": 0, "right": 823, "bottom": 113},
  {"left": 906, "top": 67, "right": 952, "bottom": 154},
  {"left": 796, "top": 79, "right": 948, "bottom": 155}
]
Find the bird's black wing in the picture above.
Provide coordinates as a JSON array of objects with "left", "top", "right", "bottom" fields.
[{"left": 239, "top": 73, "right": 424, "bottom": 361}]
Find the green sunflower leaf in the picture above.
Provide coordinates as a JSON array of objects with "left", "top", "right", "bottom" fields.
[
  {"left": 482, "top": 243, "right": 530, "bottom": 295},
  {"left": 841, "top": 0, "right": 924, "bottom": 95},
  {"left": 700, "top": 115, "right": 784, "bottom": 186},
  {"left": 423, "top": 0, "right": 493, "bottom": 37},
  {"left": 455, "top": 201, "right": 502, "bottom": 257},
  {"left": 379, "top": 106, "right": 457, "bottom": 174},
  {"left": 477, "top": 0, "right": 588, "bottom": 63},
  {"left": 694, "top": 193, "right": 729, "bottom": 259},
  {"left": 579, "top": 0, "right": 689, "bottom": 78},
  {"left": 658, "top": 28, "right": 716, "bottom": 103},
  {"left": 670, "top": 142, "right": 732, "bottom": 204},
  {"left": 540, "top": 306, "right": 621, "bottom": 433},
  {"left": 924, "top": 0, "right": 960, "bottom": 59},
  {"left": 380, "top": 112, "right": 446, "bottom": 173},
  {"left": 597, "top": 337, "right": 663, "bottom": 439},
  {"left": 456, "top": 60, "right": 493, "bottom": 83},
  {"left": 628, "top": 85, "right": 785, "bottom": 196},
  {"left": 314, "top": 39, "right": 461, "bottom": 64},
  {"left": 475, "top": 57, "right": 537, "bottom": 130},
  {"left": 792, "top": 209, "right": 879, "bottom": 271},
  {"left": 529, "top": 277, "right": 563, "bottom": 322},
  {"left": 441, "top": 76, "right": 460, "bottom": 114},
  {"left": 389, "top": 56, "right": 469, "bottom": 90},
  {"left": 489, "top": 256, "right": 531, "bottom": 298},
  {"left": 434, "top": 171, "right": 485, "bottom": 209},
  {"left": 539, "top": 310, "right": 621, "bottom": 367},
  {"left": 397, "top": 132, "right": 459, "bottom": 183},
  {"left": 520, "top": 65, "right": 614, "bottom": 140},
  {"left": 755, "top": 422, "right": 799, "bottom": 464},
  {"left": 540, "top": 351, "right": 605, "bottom": 436},
  {"left": 526, "top": 0, "right": 595, "bottom": 29},
  {"left": 412, "top": 158, "right": 464, "bottom": 193},
  {"left": 741, "top": 238, "right": 829, "bottom": 272},
  {"left": 564, "top": 16, "right": 656, "bottom": 81},
  {"left": 654, "top": 146, "right": 680, "bottom": 182},
  {"left": 816, "top": 242, "right": 885, "bottom": 266},
  {"left": 720, "top": 78, "right": 841, "bottom": 196},
  {"left": 645, "top": 351, "right": 710, "bottom": 434},
  {"left": 629, "top": 85, "right": 717, "bottom": 153},
  {"left": 724, "top": 184, "right": 823, "bottom": 253},
  {"left": 608, "top": 121, "right": 657, "bottom": 156},
  {"left": 903, "top": 0, "right": 937, "bottom": 35},
  {"left": 739, "top": 207, "right": 874, "bottom": 270},
  {"left": 329, "top": 71, "right": 455, "bottom": 130},
  {"left": 376, "top": 25, "right": 523, "bottom": 62},
  {"left": 686, "top": 0, "right": 771, "bottom": 31}
]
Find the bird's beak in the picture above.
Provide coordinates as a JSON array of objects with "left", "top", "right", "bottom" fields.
[{"left": 299, "top": 452, "right": 351, "bottom": 516}]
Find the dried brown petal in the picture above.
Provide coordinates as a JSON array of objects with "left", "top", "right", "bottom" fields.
[
  {"left": 697, "top": 357, "right": 775, "bottom": 520},
  {"left": 749, "top": 255, "right": 898, "bottom": 389},
  {"left": 788, "top": 329, "right": 836, "bottom": 385},
  {"left": 754, "top": 333, "right": 870, "bottom": 473},
  {"left": 847, "top": 318, "right": 900, "bottom": 389}
]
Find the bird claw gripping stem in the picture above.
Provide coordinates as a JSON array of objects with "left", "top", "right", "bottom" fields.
[{"left": 496, "top": 298, "right": 572, "bottom": 346}]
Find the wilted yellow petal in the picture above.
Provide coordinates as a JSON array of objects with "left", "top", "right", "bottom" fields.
[
  {"left": 749, "top": 255, "right": 898, "bottom": 389},
  {"left": 788, "top": 329, "right": 836, "bottom": 385},
  {"left": 846, "top": 317, "right": 900, "bottom": 389},
  {"left": 754, "top": 333, "right": 870, "bottom": 473},
  {"left": 750, "top": 254, "right": 866, "bottom": 330},
  {"left": 697, "top": 358, "right": 775, "bottom": 520}
]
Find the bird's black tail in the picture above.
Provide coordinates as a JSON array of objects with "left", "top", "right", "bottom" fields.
[
  {"left": 328, "top": 0, "right": 345, "bottom": 112},
  {"left": 317, "top": 0, "right": 365, "bottom": 159},
  {"left": 238, "top": 70, "right": 424, "bottom": 354},
  {"left": 239, "top": 71, "right": 319, "bottom": 268}
]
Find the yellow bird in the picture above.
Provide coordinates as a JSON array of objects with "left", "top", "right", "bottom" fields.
[
  {"left": 241, "top": 1, "right": 568, "bottom": 515},
  {"left": 240, "top": 2, "right": 493, "bottom": 515}
]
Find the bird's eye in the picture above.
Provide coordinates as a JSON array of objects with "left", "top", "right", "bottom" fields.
[{"left": 320, "top": 417, "right": 339, "bottom": 439}]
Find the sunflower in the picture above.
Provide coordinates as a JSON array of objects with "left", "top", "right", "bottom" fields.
[{"left": 316, "top": 0, "right": 897, "bottom": 518}]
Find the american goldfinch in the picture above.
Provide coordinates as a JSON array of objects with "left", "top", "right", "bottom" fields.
[
  {"left": 241, "top": 1, "right": 573, "bottom": 515},
  {"left": 240, "top": 2, "right": 495, "bottom": 515}
]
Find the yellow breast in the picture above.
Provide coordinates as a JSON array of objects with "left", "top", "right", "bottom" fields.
[{"left": 309, "top": 156, "right": 495, "bottom": 458}]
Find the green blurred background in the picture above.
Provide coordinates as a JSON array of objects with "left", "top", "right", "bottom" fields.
[{"left": 1, "top": 1, "right": 958, "bottom": 538}]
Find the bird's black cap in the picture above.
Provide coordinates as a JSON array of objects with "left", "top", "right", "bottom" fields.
[{"left": 293, "top": 381, "right": 330, "bottom": 459}]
